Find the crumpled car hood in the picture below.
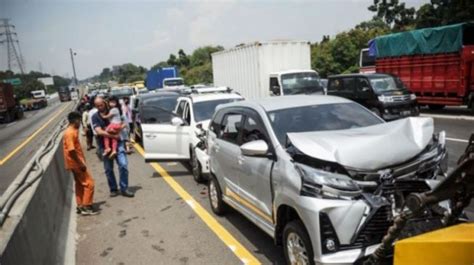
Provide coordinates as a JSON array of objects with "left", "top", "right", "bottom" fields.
[{"left": 287, "top": 117, "right": 434, "bottom": 171}]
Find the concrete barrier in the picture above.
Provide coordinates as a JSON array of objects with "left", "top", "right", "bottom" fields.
[{"left": 0, "top": 129, "right": 75, "bottom": 265}]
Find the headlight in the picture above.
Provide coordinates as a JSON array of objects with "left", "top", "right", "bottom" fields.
[
  {"left": 378, "top": 95, "right": 394, "bottom": 103},
  {"left": 295, "top": 163, "right": 361, "bottom": 198},
  {"left": 410, "top": 93, "right": 417, "bottom": 100}
]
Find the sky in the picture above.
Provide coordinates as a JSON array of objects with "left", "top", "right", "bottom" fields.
[{"left": 0, "top": 0, "right": 426, "bottom": 79}]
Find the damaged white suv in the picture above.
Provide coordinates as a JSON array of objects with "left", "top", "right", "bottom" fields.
[{"left": 207, "top": 95, "right": 448, "bottom": 265}]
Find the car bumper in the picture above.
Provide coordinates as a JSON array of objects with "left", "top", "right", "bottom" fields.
[{"left": 382, "top": 104, "right": 419, "bottom": 121}]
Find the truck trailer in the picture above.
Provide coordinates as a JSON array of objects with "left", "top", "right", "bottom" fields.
[
  {"left": 361, "top": 23, "right": 474, "bottom": 111},
  {"left": 0, "top": 83, "right": 23, "bottom": 123},
  {"left": 212, "top": 40, "right": 323, "bottom": 100},
  {"left": 145, "top": 67, "right": 183, "bottom": 90}
]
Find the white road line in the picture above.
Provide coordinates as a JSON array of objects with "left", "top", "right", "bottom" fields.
[
  {"left": 446, "top": 137, "right": 469, "bottom": 143},
  {"left": 420, "top": 113, "right": 474, "bottom": 121}
]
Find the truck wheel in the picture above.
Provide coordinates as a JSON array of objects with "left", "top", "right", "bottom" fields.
[
  {"left": 208, "top": 174, "right": 227, "bottom": 216},
  {"left": 283, "top": 220, "right": 315, "bottom": 265},
  {"left": 428, "top": 104, "right": 445, "bottom": 110},
  {"left": 191, "top": 149, "right": 204, "bottom": 183}
]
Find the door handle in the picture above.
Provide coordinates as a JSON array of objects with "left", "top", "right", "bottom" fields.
[{"left": 145, "top": 134, "right": 156, "bottom": 139}]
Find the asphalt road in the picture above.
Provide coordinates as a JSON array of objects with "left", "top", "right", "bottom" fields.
[
  {"left": 0, "top": 99, "right": 74, "bottom": 195},
  {"left": 77, "top": 109, "right": 473, "bottom": 265}
]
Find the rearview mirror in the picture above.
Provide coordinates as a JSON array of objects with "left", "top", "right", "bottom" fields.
[
  {"left": 240, "top": 140, "right": 268, "bottom": 157},
  {"left": 171, "top": 117, "right": 185, "bottom": 126}
]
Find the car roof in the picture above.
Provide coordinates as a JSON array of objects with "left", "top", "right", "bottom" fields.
[
  {"left": 328, "top": 73, "right": 393, "bottom": 79},
  {"left": 219, "top": 95, "right": 352, "bottom": 112},
  {"left": 184, "top": 93, "right": 243, "bottom": 103},
  {"left": 139, "top": 91, "right": 180, "bottom": 101}
]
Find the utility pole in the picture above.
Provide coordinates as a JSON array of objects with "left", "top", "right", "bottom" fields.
[
  {"left": 0, "top": 18, "right": 25, "bottom": 74},
  {"left": 69, "top": 48, "right": 78, "bottom": 85}
]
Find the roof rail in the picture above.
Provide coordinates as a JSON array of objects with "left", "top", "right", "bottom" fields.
[{"left": 185, "top": 86, "right": 233, "bottom": 94}]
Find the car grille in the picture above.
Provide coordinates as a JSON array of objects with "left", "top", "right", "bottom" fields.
[
  {"left": 391, "top": 94, "right": 411, "bottom": 102},
  {"left": 339, "top": 206, "right": 392, "bottom": 251}
]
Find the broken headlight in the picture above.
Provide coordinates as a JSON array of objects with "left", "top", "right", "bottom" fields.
[{"left": 295, "top": 163, "right": 361, "bottom": 198}]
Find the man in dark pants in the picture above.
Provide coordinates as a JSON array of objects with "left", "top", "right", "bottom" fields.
[{"left": 91, "top": 97, "right": 134, "bottom": 198}]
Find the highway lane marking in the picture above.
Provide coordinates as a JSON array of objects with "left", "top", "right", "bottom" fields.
[
  {"left": 421, "top": 113, "right": 474, "bottom": 121},
  {"left": 0, "top": 104, "right": 70, "bottom": 166},
  {"left": 133, "top": 143, "right": 260, "bottom": 265},
  {"left": 446, "top": 137, "right": 469, "bottom": 143}
]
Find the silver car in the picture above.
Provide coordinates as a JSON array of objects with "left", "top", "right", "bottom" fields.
[{"left": 207, "top": 95, "right": 447, "bottom": 265}]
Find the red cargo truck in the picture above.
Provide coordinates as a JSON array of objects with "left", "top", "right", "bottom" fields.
[
  {"left": 360, "top": 23, "right": 474, "bottom": 111},
  {"left": 0, "top": 83, "right": 23, "bottom": 123}
]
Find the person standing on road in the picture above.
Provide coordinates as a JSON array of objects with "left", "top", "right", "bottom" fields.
[
  {"left": 92, "top": 97, "right": 135, "bottom": 198},
  {"left": 63, "top": 111, "right": 98, "bottom": 215},
  {"left": 121, "top": 97, "right": 133, "bottom": 154},
  {"left": 88, "top": 97, "right": 101, "bottom": 157},
  {"left": 82, "top": 103, "right": 96, "bottom": 150}
]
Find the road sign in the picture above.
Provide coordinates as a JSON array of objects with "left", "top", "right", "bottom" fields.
[
  {"left": 38, "top": 77, "right": 54, "bottom": 86},
  {"left": 3, "top": 78, "right": 21, "bottom": 86}
]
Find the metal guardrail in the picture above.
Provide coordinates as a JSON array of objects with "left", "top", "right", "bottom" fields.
[{"left": 0, "top": 98, "right": 78, "bottom": 226}]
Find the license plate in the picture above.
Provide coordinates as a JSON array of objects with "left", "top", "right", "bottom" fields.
[{"left": 401, "top": 110, "right": 411, "bottom": 116}]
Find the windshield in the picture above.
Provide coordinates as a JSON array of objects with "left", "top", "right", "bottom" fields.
[
  {"left": 368, "top": 76, "right": 403, "bottom": 93},
  {"left": 141, "top": 95, "right": 179, "bottom": 124},
  {"left": 281, "top": 72, "right": 323, "bottom": 95},
  {"left": 268, "top": 102, "right": 383, "bottom": 145},
  {"left": 194, "top": 98, "right": 242, "bottom": 122},
  {"left": 164, "top": 79, "right": 184, "bottom": 87},
  {"left": 110, "top": 88, "right": 133, "bottom": 97}
]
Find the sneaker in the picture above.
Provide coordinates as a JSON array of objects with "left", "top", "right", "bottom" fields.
[
  {"left": 80, "top": 206, "right": 99, "bottom": 216},
  {"left": 110, "top": 190, "right": 120, "bottom": 197},
  {"left": 121, "top": 190, "right": 135, "bottom": 198}
]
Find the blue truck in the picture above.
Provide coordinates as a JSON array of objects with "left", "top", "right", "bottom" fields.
[{"left": 145, "top": 66, "right": 184, "bottom": 90}]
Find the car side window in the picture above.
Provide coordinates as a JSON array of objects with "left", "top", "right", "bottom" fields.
[
  {"left": 183, "top": 102, "right": 191, "bottom": 125},
  {"left": 341, "top": 78, "right": 355, "bottom": 93},
  {"left": 210, "top": 110, "right": 225, "bottom": 135},
  {"left": 242, "top": 116, "right": 267, "bottom": 144},
  {"left": 219, "top": 113, "right": 244, "bottom": 145},
  {"left": 328, "top": 79, "right": 341, "bottom": 92},
  {"left": 176, "top": 100, "right": 186, "bottom": 117},
  {"left": 357, "top": 78, "right": 371, "bottom": 91}
]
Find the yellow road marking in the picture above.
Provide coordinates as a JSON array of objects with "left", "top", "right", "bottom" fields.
[
  {"left": 226, "top": 188, "right": 273, "bottom": 224},
  {"left": 0, "top": 104, "right": 70, "bottom": 165},
  {"left": 133, "top": 143, "right": 260, "bottom": 265}
]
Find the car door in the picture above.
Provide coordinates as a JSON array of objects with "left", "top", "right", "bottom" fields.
[
  {"left": 212, "top": 111, "right": 245, "bottom": 197},
  {"left": 237, "top": 110, "right": 274, "bottom": 224},
  {"left": 141, "top": 95, "right": 192, "bottom": 162}
]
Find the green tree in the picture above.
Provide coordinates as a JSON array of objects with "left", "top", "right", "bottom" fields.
[
  {"left": 368, "top": 0, "right": 416, "bottom": 31},
  {"left": 178, "top": 49, "right": 190, "bottom": 67},
  {"left": 415, "top": 0, "right": 474, "bottom": 29},
  {"left": 167, "top": 54, "right": 178, "bottom": 66}
]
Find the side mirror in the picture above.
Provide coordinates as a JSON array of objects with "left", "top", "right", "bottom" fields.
[
  {"left": 240, "top": 140, "right": 269, "bottom": 157},
  {"left": 271, "top": 86, "right": 281, "bottom": 96},
  {"left": 171, "top": 116, "right": 185, "bottom": 126}
]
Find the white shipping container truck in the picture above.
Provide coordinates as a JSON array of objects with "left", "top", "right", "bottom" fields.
[{"left": 212, "top": 40, "right": 322, "bottom": 99}]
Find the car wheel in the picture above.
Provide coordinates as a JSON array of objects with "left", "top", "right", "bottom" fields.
[
  {"left": 208, "top": 174, "right": 226, "bottom": 216},
  {"left": 191, "top": 149, "right": 204, "bottom": 183},
  {"left": 283, "top": 220, "right": 314, "bottom": 265}
]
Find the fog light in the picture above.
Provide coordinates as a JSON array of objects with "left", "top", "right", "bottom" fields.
[{"left": 325, "top": 238, "right": 337, "bottom": 252}]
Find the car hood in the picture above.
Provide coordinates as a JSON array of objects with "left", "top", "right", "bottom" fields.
[{"left": 287, "top": 117, "right": 434, "bottom": 171}]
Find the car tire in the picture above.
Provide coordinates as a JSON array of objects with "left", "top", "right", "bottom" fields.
[
  {"left": 283, "top": 220, "right": 315, "bottom": 265},
  {"left": 208, "top": 174, "right": 226, "bottom": 216},
  {"left": 191, "top": 149, "right": 204, "bottom": 183}
]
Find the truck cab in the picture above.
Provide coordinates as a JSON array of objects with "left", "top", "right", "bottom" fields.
[
  {"left": 269, "top": 70, "right": 324, "bottom": 96},
  {"left": 163, "top": 77, "right": 184, "bottom": 89}
]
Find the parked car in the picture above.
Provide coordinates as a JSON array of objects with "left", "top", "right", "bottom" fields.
[
  {"left": 141, "top": 87, "right": 244, "bottom": 182},
  {"left": 327, "top": 73, "right": 419, "bottom": 121},
  {"left": 132, "top": 91, "right": 182, "bottom": 147},
  {"left": 205, "top": 95, "right": 447, "bottom": 265}
]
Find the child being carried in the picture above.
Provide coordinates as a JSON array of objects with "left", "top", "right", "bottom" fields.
[{"left": 101, "top": 97, "right": 123, "bottom": 158}]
